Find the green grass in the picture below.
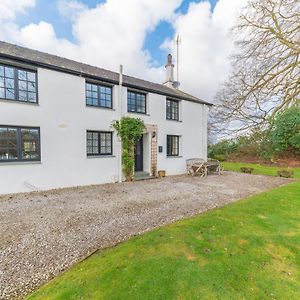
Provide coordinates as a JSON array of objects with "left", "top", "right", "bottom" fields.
[
  {"left": 223, "top": 161, "right": 300, "bottom": 178},
  {"left": 28, "top": 176, "right": 300, "bottom": 299}
]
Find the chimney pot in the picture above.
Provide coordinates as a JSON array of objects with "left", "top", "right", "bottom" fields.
[{"left": 163, "top": 54, "right": 175, "bottom": 88}]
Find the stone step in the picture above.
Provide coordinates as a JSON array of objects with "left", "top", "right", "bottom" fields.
[{"left": 134, "top": 172, "right": 154, "bottom": 181}]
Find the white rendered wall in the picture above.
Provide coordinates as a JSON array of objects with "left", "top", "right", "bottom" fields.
[
  {"left": 123, "top": 90, "right": 208, "bottom": 176},
  {"left": 0, "top": 65, "right": 208, "bottom": 194}
]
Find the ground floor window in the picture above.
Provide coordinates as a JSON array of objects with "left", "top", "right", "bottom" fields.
[
  {"left": 0, "top": 126, "right": 40, "bottom": 162},
  {"left": 167, "top": 135, "right": 180, "bottom": 156},
  {"left": 87, "top": 131, "right": 113, "bottom": 156}
]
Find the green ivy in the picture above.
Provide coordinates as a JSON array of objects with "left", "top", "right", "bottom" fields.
[{"left": 112, "top": 117, "right": 145, "bottom": 181}]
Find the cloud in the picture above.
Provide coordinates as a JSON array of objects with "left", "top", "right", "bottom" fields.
[
  {"left": 0, "top": 0, "right": 246, "bottom": 103},
  {"left": 56, "top": 0, "right": 87, "bottom": 22},
  {"left": 162, "top": 0, "right": 247, "bottom": 102},
  {"left": 0, "top": 0, "right": 35, "bottom": 20}
]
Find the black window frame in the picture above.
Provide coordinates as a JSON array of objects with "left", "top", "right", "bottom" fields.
[
  {"left": 0, "top": 125, "right": 41, "bottom": 163},
  {"left": 127, "top": 90, "right": 147, "bottom": 114},
  {"left": 0, "top": 63, "right": 38, "bottom": 104},
  {"left": 86, "top": 130, "right": 113, "bottom": 156},
  {"left": 166, "top": 99, "right": 179, "bottom": 121},
  {"left": 167, "top": 135, "right": 180, "bottom": 157},
  {"left": 85, "top": 81, "right": 113, "bottom": 109}
]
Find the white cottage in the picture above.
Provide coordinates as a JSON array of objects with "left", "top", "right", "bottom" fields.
[{"left": 0, "top": 41, "right": 212, "bottom": 194}]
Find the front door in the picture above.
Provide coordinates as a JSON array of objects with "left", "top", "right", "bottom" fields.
[{"left": 134, "top": 137, "right": 143, "bottom": 172}]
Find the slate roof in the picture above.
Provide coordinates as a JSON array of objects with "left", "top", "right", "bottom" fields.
[{"left": 0, "top": 41, "right": 212, "bottom": 105}]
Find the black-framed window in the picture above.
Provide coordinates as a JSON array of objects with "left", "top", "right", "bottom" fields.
[
  {"left": 127, "top": 91, "right": 146, "bottom": 114},
  {"left": 86, "top": 82, "right": 112, "bottom": 108},
  {"left": 0, "top": 126, "right": 40, "bottom": 162},
  {"left": 166, "top": 99, "right": 179, "bottom": 121},
  {"left": 167, "top": 135, "right": 180, "bottom": 156},
  {"left": 87, "top": 131, "right": 113, "bottom": 156},
  {"left": 0, "top": 64, "right": 37, "bottom": 103}
]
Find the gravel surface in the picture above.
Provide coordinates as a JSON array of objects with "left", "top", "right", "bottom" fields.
[{"left": 0, "top": 172, "right": 290, "bottom": 299}]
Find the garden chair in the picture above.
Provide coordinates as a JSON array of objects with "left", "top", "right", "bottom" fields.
[
  {"left": 206, "top": 158, "right": 223, "bottom": 175},
  {"left": 186, "top": 158, "right": 206, "bottom": 177}
]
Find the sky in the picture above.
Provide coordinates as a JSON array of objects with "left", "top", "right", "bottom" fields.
[{"left": 0, "top": 0, "right": 246, "bottom": 103}]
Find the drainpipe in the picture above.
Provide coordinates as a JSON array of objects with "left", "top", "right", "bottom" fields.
[{"left": 118, "top": 65, "right": 123, "bottom": 182}]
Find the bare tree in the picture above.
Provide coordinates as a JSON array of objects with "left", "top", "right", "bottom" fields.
[{"left": 211, "top": 0, "right": 300, "bottom": 136}]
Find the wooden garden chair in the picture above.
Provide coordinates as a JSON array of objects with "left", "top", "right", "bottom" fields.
[
  {"left": 186, "top": 158, "right": 206, "bottom": 177},
  {"left": 205, "top": 158, "right": 224, "bottom": 175}
]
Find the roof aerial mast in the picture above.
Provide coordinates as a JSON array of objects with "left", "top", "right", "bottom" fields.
[{"left": 176, "top": 34, "right": 181, "bottom": 83}]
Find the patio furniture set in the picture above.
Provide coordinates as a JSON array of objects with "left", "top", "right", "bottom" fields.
[{"left": 186, "top": 158, "right": 223, "bottom": 177}]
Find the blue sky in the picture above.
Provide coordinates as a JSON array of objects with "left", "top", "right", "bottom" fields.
[{"left": 15, "top": 0, "right": 218, "bottom": 65}]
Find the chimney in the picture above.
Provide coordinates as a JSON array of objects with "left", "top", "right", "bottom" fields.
[{"left": 163, "top": 54, "right": 180, "bottom": 89}]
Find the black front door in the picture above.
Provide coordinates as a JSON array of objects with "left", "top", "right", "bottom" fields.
[{"left": 134, "top": 137, "right": 143, "bottom": 172}]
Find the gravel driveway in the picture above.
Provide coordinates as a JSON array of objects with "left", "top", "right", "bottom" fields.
[{"left": 0, "top": 172, "right": 290, "bottom": 299}]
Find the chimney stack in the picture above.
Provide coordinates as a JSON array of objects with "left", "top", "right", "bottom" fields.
[{"left": 163, "top": 54, "right": 180, "bottom": 89}]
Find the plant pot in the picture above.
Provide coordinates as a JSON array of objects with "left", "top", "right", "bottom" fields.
[{"left": 158, "top": 170, "right": 166, "bottom": 178}]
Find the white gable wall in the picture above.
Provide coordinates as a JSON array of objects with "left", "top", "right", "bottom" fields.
[{"left": 0, "top": 66, "right": 208, "bottom": 194}]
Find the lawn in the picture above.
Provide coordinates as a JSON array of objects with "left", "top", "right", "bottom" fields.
[
  {"left": 28, "top": 165, "right": 300, "bottom": 300},
  {"left": 223, "top": 161, "right": 300, "bottom": 178}
]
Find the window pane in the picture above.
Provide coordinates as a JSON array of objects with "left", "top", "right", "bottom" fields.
[
  {"left": 0, "top": 127, "right": 18, "bottom": 160},
  {"left": 21, "top": 128, "right": 40, "bottom": 160},
  {"left": 19, "top": 91, "right": 27, "bottom": 101},
  {"left": 19, "top": 80, "right": 27, "bottom": 90},
  {"left": 5, "top": 78, "right": 14, "bottom": 89},
  {"left": 6, "top": 88, "right": 15, "bottom": 100},
  {"left": 86, "top": 90, "right": 92, "bottom": 98},
  {"left": 18, "top": 70, "right": 27, "bottom": 80},
  {"left": 27, "top": 72, "right": 36, "bottom": 82},
  {"left": 28, "top": 92, "right": 36, "bottom": 102},
  {"left": 5, "top": 67, "right": 14, "bottom": 78},
  {"left": 28, "top": 82, "right": 36, "bottom": 92}
]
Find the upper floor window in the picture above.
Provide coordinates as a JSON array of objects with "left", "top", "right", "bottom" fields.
[
  {"left": 87, "top": 131, "right": 113, "bottom": 156},
  {"left": 167, "top": 135, "right": 180, "bottom": 157},
  {"left": 0, "top": 126, "right": 40, "bottom": 162},
  {"left": 86, "top": 82, "right": 112, "bottom": 109},
  {"left": 166, "top": 99, "right": 179, "bottom": 121},
  {"left": 127, "top": 91, "right": 146, "bottom": 114},
  {"left": 0, "top": 64, "right": 37, "bottom": 103}
]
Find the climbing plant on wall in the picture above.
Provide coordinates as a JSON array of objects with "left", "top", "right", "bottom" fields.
[{"left": 112, "top": 117, "right": 145, "bottom": 181}]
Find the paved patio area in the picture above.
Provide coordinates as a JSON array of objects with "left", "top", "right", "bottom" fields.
[{"left": 0, "top": 172, "right": 289, "bottom": 299}]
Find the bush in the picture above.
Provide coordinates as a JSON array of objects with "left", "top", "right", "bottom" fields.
[
  {"left": 208, "top": 140, "right": 237, "bottom": 160},
  {"left": 277, "top": 170, "right": 294, "bottom": 178},
  {"left": 269, "top": 106, "right": 300, "bottom": 154},
  {"left": 213, "top": 154, "right": 227, "bottom": 162},
  {"left": 240, "top": 167, "right": 254, "bottom": 174}
]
